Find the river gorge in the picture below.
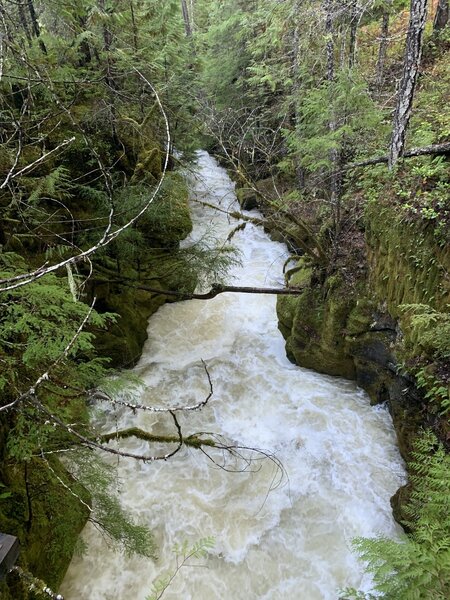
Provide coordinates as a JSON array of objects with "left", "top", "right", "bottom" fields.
[{"left": 60, "top": 152, "right": 406, "bottom": 600}]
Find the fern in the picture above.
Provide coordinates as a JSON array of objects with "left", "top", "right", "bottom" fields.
[
  {"left": 0, "top": 264, "right": 116, "bottom": 459},
  {"left": 400, "top": 304, "right": 450, "bottom": 360},
  {"left": 348, "top": 432, "right": 450, "bottom": 599},
  {"left": 28, "top": 166, "right": 73, "bottom": 205}
]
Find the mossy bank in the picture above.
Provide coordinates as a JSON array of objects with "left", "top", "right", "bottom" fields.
[
  {"left": 0, "top": 165, "right": 194, "bottom": 599},
  {"left": 277, "top": 193, "right": 450, "bottom": 521}
]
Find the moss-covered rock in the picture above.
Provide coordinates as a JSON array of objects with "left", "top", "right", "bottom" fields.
[
  {"left": 236, "top": 187, "right": 259, "bottom": 210},
  {"left": 365, "top": 202, "right": 450, "bottom": 314},
  {"left": 278, "top": 274, "right": 357, "bottom": 379},
  {"left": 134, "top": 173, "right": 192, "bottom": 247},
  {"left": 132, "top": 147, "right": 162, "bottom": 183},
  {"left": 0, "top": 451, "right": 89, "bottom": 599}
]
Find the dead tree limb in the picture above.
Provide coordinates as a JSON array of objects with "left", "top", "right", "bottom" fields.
[
  {"left": 89, "top": 359, "right": 214, "bottom": 413},
  {"left": 345, "top": 141, "right": 450, "bottom": 170},
  {"left": 31, "top": 398, "right": 185, "bottom": 463}
]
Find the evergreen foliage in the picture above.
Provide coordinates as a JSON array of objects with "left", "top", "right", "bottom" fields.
[
  {"left": 0, "top": 0, "right": 205, "bottom": 591},
  {"left": 65, "top": 450, "right": 157, "bottom": 558},
  {"left": 0, "top": 254, "right": 115, "bottom": 463}
]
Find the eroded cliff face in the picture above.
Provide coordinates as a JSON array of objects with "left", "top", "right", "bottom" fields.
[{"left": 277, "top": 202, "right": 450, "bottom": 463}]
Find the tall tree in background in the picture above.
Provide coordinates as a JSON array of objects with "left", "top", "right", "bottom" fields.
[
  {"left": 180, "top": 0, "right": 193, "bottom": 37},
  {"left": 347, "top": 0, "right": 359, "bottom": 68},
  {"left": 375, "top": 0, "right": 393, "bottom": 94},
  {"left": 389, "top": 0, "right": 428, "bottom": 168},
  {"left": 323, "top": 0, "right": 341, "bottom": 232},
  {"left": 433, "top": 0, "right": 449, "bottom": 30}
]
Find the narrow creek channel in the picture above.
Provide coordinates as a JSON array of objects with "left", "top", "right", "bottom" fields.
[{"left": 61, "top": 152, "right": 406, "bottom": 600}]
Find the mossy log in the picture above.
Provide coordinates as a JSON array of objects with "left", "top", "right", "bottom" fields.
[{"left": 100, "top": 428, "right": 219, "bottom": 449}]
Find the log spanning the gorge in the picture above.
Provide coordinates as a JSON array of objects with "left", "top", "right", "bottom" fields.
[{"left": 130, "top": 283, "right": 306, "bottom": 300}]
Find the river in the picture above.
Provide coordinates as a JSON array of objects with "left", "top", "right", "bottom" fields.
[{"left": 60, "top": 151, "right": 406, "bottom": 600}]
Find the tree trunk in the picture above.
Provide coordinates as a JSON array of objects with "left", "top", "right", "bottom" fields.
[
  {"left": 376, "top": 0, "right": 392, "bottom": 93},
  {"left": 434, "top": 0, "right": 449, "bottom": 30},
  {"left": 27, "top": 0, "right": 47, "bottom": 54},
  {"left": 130, "top": 0, "right": 139, "bottom": 51},
  {"left": 292, "top": 0, "right": 306, "bottom": 189},
  {"left": 389, "top": 0, "right": 428, "bottom": 169},
  {"left": 77, "top": 16, "right": 92, "bottom": 66},
  {"left": 98, "top": 0, "right": 117, "bottom": 140},
  {"left": 324, "top": 0, "right": 341, "bottom": 233},
  {"left": 27, "top": 0, "right": 40, "bottom": 38},
  {"left": 180, "top": 0, "right": 193, "bottom": 37},
  {"left": 189, "top": 0, "right": 195, "bottom": 34},
  {"left": 348, "top": 0, "right": 358, "bottom": 68},
  {"left": 18, "top": 2, "right": 32, "bottom": 44},
  {"left": 325, "top": 0, "right": 335, "bottom": 83}
]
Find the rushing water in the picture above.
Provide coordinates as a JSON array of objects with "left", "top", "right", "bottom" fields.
[{"left": 61, "top": 152, "right": 406, "bottom": 600}]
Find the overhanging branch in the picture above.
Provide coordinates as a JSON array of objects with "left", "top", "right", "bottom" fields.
[{"left": 345, "top": 141, "right": 450, "bottom": 170}]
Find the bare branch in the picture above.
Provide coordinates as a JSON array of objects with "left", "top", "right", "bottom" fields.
[
  {"left": 9, "top": 566, "right": 64, "bottom": 600},
  {"left": 89, "top": 360, "right": 214, "bottom": 413},
  {"left": 30, "top": 397, "right": 184, "bottom": 463},
  {"left": 0, "top": 136, "right": 75, "bottom": 190},
  {"left": 40, "top": 449, "right": 93, "bottom": 514},
  {"left": 99, "top": 427, "right": 286, "bottom": 486},
  {"left": 99, "top": 428, "right": 217, "bottom": 448},
  {"left": 345, "top": 141, "right": 450, "bottom": 170}
]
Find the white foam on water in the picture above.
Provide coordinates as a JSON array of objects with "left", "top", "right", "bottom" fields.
[{"left": 61, "top": 152, "right": 406, "bottom": 600}]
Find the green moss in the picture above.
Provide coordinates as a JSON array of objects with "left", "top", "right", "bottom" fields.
[
  {"left": 365, "top": 203, "right": 450, "bottom": 315},
  {"left": 135, "top": 173, "right": 193, "bottom": 247},
  {"left": 236, "top": 187, "right": 259, "bottom": 210},
  {"left": 276, "top": 293, "right": 298, "bottom": 340},
  {"left": 0, "top": 455, "right": 89, "bottom": 598},
  {"left": 286, "top": 257, "right": 313, "bottom": 288},
  {"left": 345, "top": 299, "right": 375, "bottom": 335},
  {"left": 285, "top": 283, "right": 357, "bottom": 378},
  {"left": 91, "top": 283, "right": 164, "bottom": 367},
  {"left": 132, "top": 147, "right": 162, "bottom": 183}
]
